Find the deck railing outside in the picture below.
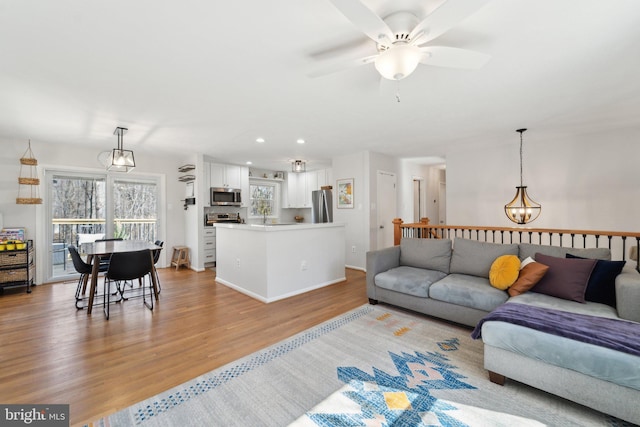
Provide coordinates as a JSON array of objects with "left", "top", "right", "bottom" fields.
[
  {"left": 53, "top": 218, "right": 156, "bottom": 244},
  {"left": 51, "top": 218, "right": 157, "bottom": 276},
  {"left": 393, "top": 218, "right": 640, "bottom": 271}
]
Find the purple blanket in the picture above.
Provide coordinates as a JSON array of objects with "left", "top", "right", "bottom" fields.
[{"left": 471, "top": 303, "right": 640, "bottom": 357}]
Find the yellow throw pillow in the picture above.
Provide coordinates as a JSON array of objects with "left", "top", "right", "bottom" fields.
[{"left": 489, "top": 255, "right": 521, "bottom": 290}]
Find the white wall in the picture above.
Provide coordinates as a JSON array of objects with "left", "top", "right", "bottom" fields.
[
  {"left": 446, "top": 128, "right": 640, "bottom": 232},
  {"left": 0, "top": 138, "right": 189, "bottom": 284},
  {"left": 368, "top": 151, "right": 399, "bottom": 252},
  {"left": 332, "top": 151, "right": 368, "bottom": 270},
  {"left": 183, "top": 153, "right": 203, "bottom": 270}
]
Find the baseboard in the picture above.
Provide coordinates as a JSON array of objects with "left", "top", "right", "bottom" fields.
[
  {"left": 215, "top": 277, "right": 346, "bottom": 303},
  {"left": 346, "top": 265, "right": 365, "bottom": 272}
]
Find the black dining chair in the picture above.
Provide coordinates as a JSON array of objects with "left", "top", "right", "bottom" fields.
[
  {"left": 153, "top": 240, "right": 164, "bottom": 293},
  {"left": 69, "top": 245, "right": 108, "bottom": 310},
  {"left": 103, "top": 249, "right": 155, "bottom": 319},
  {"left": 93, "top": 237, "right": 123, "bottom": 267}
]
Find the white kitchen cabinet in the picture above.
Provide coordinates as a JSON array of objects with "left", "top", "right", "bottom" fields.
[
  {"left": 282, "top": 172, "right": 305, "bottom": 208},
  {"left": 203, "top": 227, "right": 216, "bottom": 266},
  {"left": 283, "top": 169, "right": 333, "bottom": 208},
  {"left": 283, "top": 172, "right": 308, "bottom": 208},
  {"left": 210, "top": 163, "right": 241, "bottom": 188},
  {"left": 224, "top": 165, "right": 242, "bottom": 189}
]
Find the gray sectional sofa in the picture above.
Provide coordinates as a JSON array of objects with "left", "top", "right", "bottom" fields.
[{"left": 366, "top": 237, "right": 640, "bottom": 425}]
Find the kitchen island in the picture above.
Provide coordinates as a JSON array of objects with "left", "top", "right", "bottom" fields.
[{"left": 214, "top": 222, "right": 346, "bottom": 302}]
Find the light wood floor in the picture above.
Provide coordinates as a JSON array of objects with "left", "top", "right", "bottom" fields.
[{"left": 0, "top": 268, "right": 368, "bottom": 426}]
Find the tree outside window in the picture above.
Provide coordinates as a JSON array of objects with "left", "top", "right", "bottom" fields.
[{"left": 250, "top": 183, "right": 278, "bottom": 219}]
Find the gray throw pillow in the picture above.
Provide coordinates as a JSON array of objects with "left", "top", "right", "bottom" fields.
[
  {"left": 450, "top": 238, "right": 519, "bottom": 278},
  {"left": 399, "top": 238, "right": 452, "bottom": 274},
  {"left": 519, "top": 243, "right": 611, "bottom": 261}
]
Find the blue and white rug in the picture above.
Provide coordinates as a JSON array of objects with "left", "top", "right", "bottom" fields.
[{"left": 92, "top": 305, "right": 631, "bottom": 426}]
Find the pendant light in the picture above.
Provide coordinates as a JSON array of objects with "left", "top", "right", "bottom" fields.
[
  {"left": 291, "top": 160, "right": 306, "bottom": 173},
  {"left": 504, "top": 128, "right": 541, "bottom": 224},
  {"left": 108, "top": 127, "right": 135, "bottom": 172}
]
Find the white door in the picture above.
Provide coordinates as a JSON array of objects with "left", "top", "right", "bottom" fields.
[
  {"left": 413, "top": 179, "right": 421, "bottom": 222},
  {"left": 377, "top": 171, "right": 397, "bottom": 249},
  {"left": 439, "top": 182, "right": 446, "bottom": 224}
]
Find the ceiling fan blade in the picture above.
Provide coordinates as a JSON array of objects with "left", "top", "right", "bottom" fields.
[
  {"left": 308, "top": 54, "right": 378, "bottom": 78},
  {"left": 409, "top": 0, "right": 490, "bottom": 45},
  {"left": 419, "top": 46, "right": 490, "bottom": 69},
  {"left": 328, "top": 0, "right": 394, "bottom": 45}
]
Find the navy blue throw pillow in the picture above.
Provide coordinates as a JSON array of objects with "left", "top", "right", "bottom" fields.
[{"left": 566, "top": 253, "right": 625, "bottom": 308}]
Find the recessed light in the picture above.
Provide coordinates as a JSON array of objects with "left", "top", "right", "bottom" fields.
[
  {"left": 296, "top": 138, "right": 305, "bottom": 144},
  {"left": 246, "top": 161, "right": 252, "bottom": 165},
  {"left": 256, "top": 137, "right": 265, "bottom": 143}
]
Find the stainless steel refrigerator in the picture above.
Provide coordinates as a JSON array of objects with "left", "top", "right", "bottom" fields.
[{"left": 311, "top": 189, "right": 333, "bottom": 223}]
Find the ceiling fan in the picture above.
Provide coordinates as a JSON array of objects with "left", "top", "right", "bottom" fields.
[{"left": 313, "top": 0, "right": 491, "bottom": 81}]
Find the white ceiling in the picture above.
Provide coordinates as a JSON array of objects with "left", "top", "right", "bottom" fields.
[{"left": 1, "top": 0, "right": 639, "bottom": 171}]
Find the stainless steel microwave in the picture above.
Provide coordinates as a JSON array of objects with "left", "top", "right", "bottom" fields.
[{"left": 210, "top": 187, "right": 241, "bottom": 206}]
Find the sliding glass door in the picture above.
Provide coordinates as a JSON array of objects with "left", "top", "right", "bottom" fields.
[
  {"left": 46, "top": 170, "right": 159, "bottom": 282},
  {"left": 112, "top": 178, "right": 158, "bottom": 242}
]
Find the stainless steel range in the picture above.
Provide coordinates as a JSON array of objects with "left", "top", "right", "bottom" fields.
[{"left": 205, "top": 212, "right": 240, "bottom": 226}]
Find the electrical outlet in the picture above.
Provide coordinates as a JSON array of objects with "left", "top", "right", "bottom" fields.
[
  {"left": 351, "top": 245, "right": 356, "bottom": 253},
  {"left": 301, "top": 260, "right": 308, "bottom": 271},
  {"left": 236, "top": 258, "right": 240, "bottom": 268}
]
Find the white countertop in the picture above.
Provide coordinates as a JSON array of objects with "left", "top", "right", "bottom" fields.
[{"left": 214, "top": 222, "right": 344, "bottom": 231}]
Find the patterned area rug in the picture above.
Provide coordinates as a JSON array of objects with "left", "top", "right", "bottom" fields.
[{"left": 90, "top": 305, "right": 631, "bottom": 426}]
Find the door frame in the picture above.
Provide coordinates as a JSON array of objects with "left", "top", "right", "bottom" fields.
[
  {"left": 376, "top": 170, "right": 397, "bottom": 250},
  {"left": 39, "top": 166, "right": 165, "bottom": 284}
]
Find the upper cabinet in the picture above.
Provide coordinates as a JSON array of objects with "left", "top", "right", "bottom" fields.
[
  {"left": 282, "top": 168, "right": 332, "bottom": 209},
  {"left": 283, "top": 172, "right": 307, "bottom": 208},
  {"left": 210, "top": 163, "right": 243, "bottom": 189},
  {"left": 206, "top": 162, "right": 249, "bottom": 207}
]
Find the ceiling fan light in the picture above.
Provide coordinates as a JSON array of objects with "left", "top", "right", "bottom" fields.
[{"left": 374, "top": 44, "right": 422, "bottom": 80}]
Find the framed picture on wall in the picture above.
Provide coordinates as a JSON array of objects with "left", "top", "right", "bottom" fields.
[{"left": 336, "top": 178, "right": 354, "bottom": 209}]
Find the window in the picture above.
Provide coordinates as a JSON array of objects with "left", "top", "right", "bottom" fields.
[
  {"left": 113, "top": 178, "right": 158, "bottom": 241},
  {"left": 249, "top": 182, "right": 279, "bottom": 219}
]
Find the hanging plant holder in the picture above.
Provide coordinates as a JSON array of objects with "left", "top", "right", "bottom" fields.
[
  {"left": 18, "top": 177, "right": 40, "bottom": 185},
  {"left": 17, "top": 140, "right": 43, "bottom": 205}
]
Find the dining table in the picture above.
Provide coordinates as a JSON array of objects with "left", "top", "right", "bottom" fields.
[{"left": 80, "top": 240, "right": 163, "bottom": 315}]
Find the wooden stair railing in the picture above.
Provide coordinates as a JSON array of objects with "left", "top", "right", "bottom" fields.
[{"left": 393, "top": 218, "right": 640, "bottom": 271}]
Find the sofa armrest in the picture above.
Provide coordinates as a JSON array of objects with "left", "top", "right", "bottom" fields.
[
  {"left": 366, "top": 246, "right": 401, "bottom": 300},
  {"left": 616, "top": 266, "right": 640, "bottom": 322}
]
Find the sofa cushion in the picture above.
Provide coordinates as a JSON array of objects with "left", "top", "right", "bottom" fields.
[
  {"left": 566, "top": 254, "right": 626, "bottom": 308},
  {"left": 399, "top": 238, "right": 452, "bottom": 273},
  {"left": 519, "top": 243, "right": 611, "bottom": 261},
  {"left": 531, "top": 253, "right": 597, "bottom": 303},
  {"left": 508, "top": 259, "right": 549, "bottom": 297},
  {"left": 374, "top": 266, "right": 447, "bottom": 298},
  {"left": 429, "top": 273, "right": 509, "bottom": 312},
  {"left": 489, "top": 255, "right": 521, "bottom": 290},
  {"left": 450, "top": 238, "right": 519, "bottom": 278}
]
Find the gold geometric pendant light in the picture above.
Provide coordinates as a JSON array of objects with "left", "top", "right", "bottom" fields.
[{"left": 504, "top": 128, "right": 541, "bottom": 224}]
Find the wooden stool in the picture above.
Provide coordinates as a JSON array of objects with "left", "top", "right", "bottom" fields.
[{"left": 171, "top": 246, "right": 190, "bottom": 271}]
